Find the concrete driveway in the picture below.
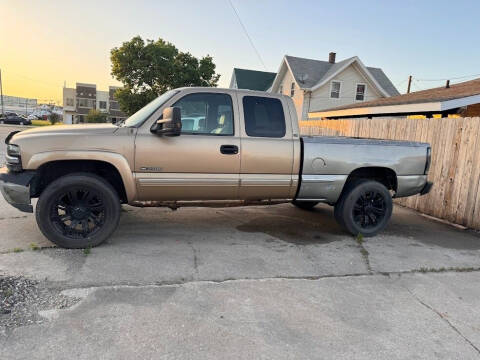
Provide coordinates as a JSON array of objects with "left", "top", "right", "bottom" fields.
[{"left": 0, "top": 125, "right": 480, "bottom": 359}]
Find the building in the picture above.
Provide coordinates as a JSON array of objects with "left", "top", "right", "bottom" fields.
[
  {"left": 270, "top": 53, "right": 399, "bottom": 120},
  {"left": 312, "top": 78, "right": 480, "bottom": 119},
  {"left": 0, "top": 95, "right": 37, "bottom": 115},
  {"left": 62, "top": 83, "right": 126, "bottom": 124},
  {"left": 229, "top": 68, "right": 276, "bottom": 91}
]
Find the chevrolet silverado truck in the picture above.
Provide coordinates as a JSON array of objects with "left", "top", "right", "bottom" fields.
[{"left": 0, "top": 88, "right": 432, "bottom": 248}]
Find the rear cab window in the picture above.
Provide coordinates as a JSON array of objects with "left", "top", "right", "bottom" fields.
[{"left": 242, "top": 96, "right": 286, "bottom": 138}]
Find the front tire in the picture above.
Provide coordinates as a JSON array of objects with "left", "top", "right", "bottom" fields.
[
  {"left": 334, "top": 180, "right": 392, "bottom": 237},
  {"left": 35, "top": 173, "right": 121, "bottom": 248}
]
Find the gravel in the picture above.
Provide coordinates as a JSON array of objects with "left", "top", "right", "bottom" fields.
[{"left": 0, "top": 275, "right": 79, "bottom": 334}]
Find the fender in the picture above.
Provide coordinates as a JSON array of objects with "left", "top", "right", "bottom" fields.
[{"left": 26, "top": 151, "right": 137, "bottom": 202}]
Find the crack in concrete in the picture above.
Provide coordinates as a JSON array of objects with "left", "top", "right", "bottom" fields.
[
  {"left": 51, "top": 267, "right": 480, "bottom": 292},
  {"left": 403, "top": 285, "right": 480, "bottom": 355},
  {"left": 354, "top": 236, "right": 372, "bottom": 274},
  {"left": 188, "top": 242, "right": 199, "bottom": 277}
]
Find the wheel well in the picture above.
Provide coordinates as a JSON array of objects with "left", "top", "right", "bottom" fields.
[
  {"left": 30, "top": 160, "right": 127, "bottom": 203},
  {"left": 345, "top": 167, "right": 397, "bottom": 192}
]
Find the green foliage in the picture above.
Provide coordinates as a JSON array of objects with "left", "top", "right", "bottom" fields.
[
  {"left": 83, "top": 246, "right": 91, "bottom": 256},
  {"left": 49, "top": 112, "right": 61, "bottom": 125},
  {"left": 12, "top": 247, "right": 24, "bottom": 253},
  {"left": 29, "top": 242, "right": 39, "bottom": 251},
  {"left": 110, "top": 36, "right": 220, "bottom": 115},
  {"left": 86, "top": 109, "right": 108, "bottom": 123}
]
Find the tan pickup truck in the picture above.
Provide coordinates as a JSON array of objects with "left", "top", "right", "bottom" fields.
[{"left": 0, "top": 87, "right": 432, "bottom": 248}]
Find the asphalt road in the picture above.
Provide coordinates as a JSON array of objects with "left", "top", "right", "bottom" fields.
[{"left": 1, "top": 125, "right": 480, "bottom": 359}]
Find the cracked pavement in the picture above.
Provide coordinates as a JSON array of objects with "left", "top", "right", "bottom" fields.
[{"left": 0, "top": 126, "right": 480, "bottom": 359}]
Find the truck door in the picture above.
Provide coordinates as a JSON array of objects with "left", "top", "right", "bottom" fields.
[
  {"left": 134, "top": 91, "right": 241, "bottom": 201},
  {"left": 237, "top": 95, "right": 296, "bottom": 199}
]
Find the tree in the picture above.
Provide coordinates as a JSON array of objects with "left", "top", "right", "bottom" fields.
[
  {"left": 48, "top": 112, "right": 61, "bottom": 125},
  {"left": 86, "top": 109, "right": 108, "bottom": 123},
  {"left": 110, "top": 36, "right": 220, "bottom": 115}
]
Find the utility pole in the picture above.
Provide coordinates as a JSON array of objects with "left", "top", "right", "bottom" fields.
[
  {"left": 407, "top": 75, "right": 412, "bottom": 94},
  {"left": 0, "top": 68, "right": 4, "bottom": 115}
]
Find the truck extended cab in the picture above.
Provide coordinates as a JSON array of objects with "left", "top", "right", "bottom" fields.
[{"left": 0, "top": 87, "right": 432, "bottom": 248}]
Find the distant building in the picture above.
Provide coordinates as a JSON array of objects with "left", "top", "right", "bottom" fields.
[
  {"left": 1, "top": 95, "right": 37, "bottom": 115},
  {"left": 62, "top": 83, "right": 126, "bottom": 124}
]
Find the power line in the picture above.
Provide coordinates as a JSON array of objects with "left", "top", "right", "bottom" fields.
[
  {"left": 415, "top": 73, "right": 480, "bottom": 82},
  {"left": 228, "top": 0, "right": 267, "bottom": 71}
]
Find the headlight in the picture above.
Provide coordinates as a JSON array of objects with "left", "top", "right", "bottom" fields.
[
  {"left": 6, "top": 144, "right": 22, "bottom": 172},
  {"left": 7, "top": 144, "right": 20, "bottom": 157}
]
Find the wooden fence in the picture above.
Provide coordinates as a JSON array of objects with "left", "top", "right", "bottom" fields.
[{"left": 299, "top": 117, "right": 480, "bottom": 230}]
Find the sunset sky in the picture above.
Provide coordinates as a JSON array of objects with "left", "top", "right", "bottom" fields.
[{"left": 1, "top": 0, "right": 479, "bottom": 105}]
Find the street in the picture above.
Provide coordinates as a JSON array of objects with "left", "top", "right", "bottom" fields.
[{"left": 0, "top": 126, "right": 480, "bottom": 359}]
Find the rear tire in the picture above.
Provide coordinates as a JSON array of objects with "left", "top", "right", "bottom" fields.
[
  {"left": 334, "top": 179, "right": 392, "bottom": 237},
  {"left": 292, "top": 200, "right": 319, "bottom": 210},
  {"left": 35, "top": 173, "right": 121, "bottom": 248}
]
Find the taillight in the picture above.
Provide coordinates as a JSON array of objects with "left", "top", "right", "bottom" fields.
[{"left": 424, "top": 147, "right": 431, "bottom": 175}]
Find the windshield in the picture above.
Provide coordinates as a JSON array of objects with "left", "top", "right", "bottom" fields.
[{"left": 122, "top": 90, "right": 179, "bottom": 127}]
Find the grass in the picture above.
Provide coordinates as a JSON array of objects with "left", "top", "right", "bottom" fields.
[
  {"left": 355, "top": 233, "right": 364, "bottom": 245},
  {"left": 12, "top": 247, "right": 24, "bottom": 253},
  {"left": 83, "top": 246, "right": 91, "bottom": 256},
  {"left": 29, "top": 242, "right": 40, "bottom": 251},
  {"left": 31, "top": 120, "right": 64, "bottom": 127}
]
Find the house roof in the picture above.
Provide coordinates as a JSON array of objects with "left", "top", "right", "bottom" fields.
[
  {"left": 312, "top": 78, "right": 480, "bottom": 118},
  {"left": 282, "top": 55, "right": 400, "bottom": 96},
  {"left": 232, "top": 68, "right": 277, "bottom": 91}
]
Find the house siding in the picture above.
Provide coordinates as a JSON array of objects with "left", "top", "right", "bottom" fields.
[
  {"left": 307, "top": 64, "right": 382, "bottom": 114},
  {"left": 276, "top": 68, "right": 304, "bottom": 120}
]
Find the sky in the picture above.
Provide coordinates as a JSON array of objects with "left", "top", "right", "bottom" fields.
[{"left": 1, "top": 0, "right": 479, "bottom": 105}]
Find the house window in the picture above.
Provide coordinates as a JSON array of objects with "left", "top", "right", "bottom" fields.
[
  {"left": 290, "top": 82, "right": 295, "bottom": 97},
  {"left": 99, "top": 101, "right": 107, "bottom": 109},
  {"left": 279, "top": 85, "right": 283, "bottom": 94},
  {"left": 66, "top": 98, "right": 74, "bottom": 106},
  {"left": 77, "top": 98, "right": 94, "bottom": 108},
  {"left": 330, "top": 81, "right": 341, "bottom": 99},
  {"left": 356, "top": 84, "right": 366, "bottom": 101}
]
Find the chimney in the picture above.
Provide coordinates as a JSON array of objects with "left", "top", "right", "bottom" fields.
[
  {"left": 446, "top": 80, "right": 450, "bottom": 88},
  {"left": 328, "top": 52, "right": 336, "bottom": 64}
]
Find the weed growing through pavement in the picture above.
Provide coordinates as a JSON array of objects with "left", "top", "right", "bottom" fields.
[{"left": 29, "top": 243, "right": 39, "bottom": 251}]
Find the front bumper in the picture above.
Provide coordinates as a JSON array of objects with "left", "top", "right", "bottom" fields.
[{"left": 0, "top": 167, "right": 35, "bottom": 213}]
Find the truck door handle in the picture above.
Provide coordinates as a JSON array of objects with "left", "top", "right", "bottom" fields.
[{"left": 220, "top": 145, "right": 238, "bottom": 155}]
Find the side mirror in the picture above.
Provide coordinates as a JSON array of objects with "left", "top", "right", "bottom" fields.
[{"left": 153, "top": 107, "right": 182, "bottom": 136}]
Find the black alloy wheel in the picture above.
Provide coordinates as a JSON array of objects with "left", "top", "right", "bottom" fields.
[
  {"left": 50, "top": 187, "right": 106, "bottom": 239},
  {"left": 36, "top": 173, "right": 121, "bottom": 248},
  {"left": 334, "top": 179, "right": 392, "bottom": 237}
]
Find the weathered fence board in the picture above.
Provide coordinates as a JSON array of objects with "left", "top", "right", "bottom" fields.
[{"left": 299, "top": 117, "right": 480, "bottom": 230}]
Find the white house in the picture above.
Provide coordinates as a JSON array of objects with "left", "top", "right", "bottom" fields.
[{"left": 269, "top": 53, "right": 399, "bottom": 120}]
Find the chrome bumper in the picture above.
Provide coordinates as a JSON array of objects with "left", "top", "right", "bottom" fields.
[{"left": 0, "top": 167, "right": 35, "bottom": 213}]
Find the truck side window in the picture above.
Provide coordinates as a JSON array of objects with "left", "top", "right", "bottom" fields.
[
  {"left": 173, "top": 93, "right": 234, "bottom": 136},
  {"left": 243, "top": 96, "right": 286, "bottom": 138}
]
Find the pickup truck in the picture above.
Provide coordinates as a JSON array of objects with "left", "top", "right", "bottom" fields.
[{"left": 0, "top": 87, "right": 432, "bottom": 248}]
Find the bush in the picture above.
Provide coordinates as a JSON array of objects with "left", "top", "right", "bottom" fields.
[
  {"left": 86, "top": 109, "right": 108, "bottom": 123},
  {"left": 49, "top": 112, "right": 61, "bottom": 125}
]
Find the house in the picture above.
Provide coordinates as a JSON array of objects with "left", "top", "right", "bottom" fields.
[
  {"left": 312, "top": 78, "right": 480, "bottom": 119},
  {"left": 229, "top": 68, "right": 277, "bottom": 91},
  {"left": 63, "top": 83, "right": 126, "bottom": 124},
  {"left": 269, "top": 52, "right": 399, "bottom": 120}
]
